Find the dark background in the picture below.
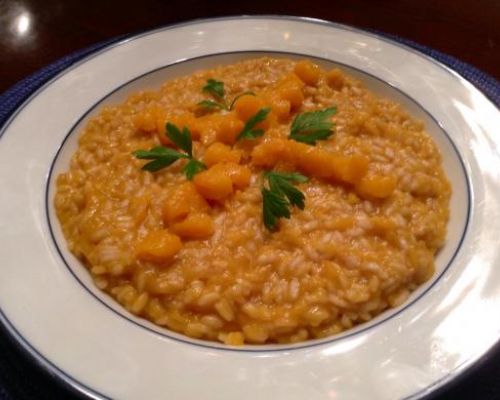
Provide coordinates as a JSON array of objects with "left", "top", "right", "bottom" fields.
[
  {"left": 1, "top": 0, "right": 499, "bottom": 93},
  {"left": 0, "top": 0, "right": 499, "bottom": 399}
]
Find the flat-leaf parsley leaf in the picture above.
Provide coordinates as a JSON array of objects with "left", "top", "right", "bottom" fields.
[
  {"left": 197, "top": 79, "right": 255, "bottom": 112},
  {"left": 166, "top": 122, "right": 193, "bottom": 157},
  {"left": 197, "top": 99, "right": 225, "bottom": 111},
  {"left": 237, "top": 108, "right": 271, "bottom": 140},
  {"left": 183, "top": 159, "right": 207, "bottom": 180},
  {"left": 132, "top": 123, "right": 206, "bottom": 179},
  {"left": 289, "top": 107, "right": 337, "bottom": 145},
  {"left": 261, "top": 170, "right": 309, "bottom": 230},
  {"left": 202, "top": 78, "right": 225, "bottom": 100},
  {"left": 132, "top": 147, "right": 188, "bottom": 172}
]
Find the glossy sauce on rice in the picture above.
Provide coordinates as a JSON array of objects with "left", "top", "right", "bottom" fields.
[{"left": 54, "top": 58, "right": 451, "bottom": 345}]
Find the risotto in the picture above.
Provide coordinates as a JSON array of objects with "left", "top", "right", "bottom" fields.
[{"left": 54, "top": 57, "right": 451, "bottom": 345}]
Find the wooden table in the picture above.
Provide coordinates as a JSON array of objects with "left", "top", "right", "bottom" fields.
[{"left": 0, "top": 1, "right": 499, "bottom": 399}]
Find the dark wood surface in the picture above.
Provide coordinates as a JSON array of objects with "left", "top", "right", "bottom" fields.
[
  {"left": 1, "top": 0, "right": 499, "bottom": 93},
  {"left": 0, "top": 1, "right": 499, "bottom": 399}
]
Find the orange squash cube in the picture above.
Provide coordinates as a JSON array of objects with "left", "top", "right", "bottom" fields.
[
  {"left": 211, "top": 162, "right": 252, "bottom": 190},
  {"left": 277, "top": 84, "right": 304, "bottom": 110},
  {"left": 330, "top": 156, "right": 369, "bottom": 185},
  {"left": 294, "top": 60, "right": 321, "bottom": 86},
  {"left": 251, "top": 139, "right": 290, "bottom": 168},
  {"left": 269, "top": 96, "right": 291, "bottom": 122},
  {"left": 133, "top": 105, "right": 167, "bottom": 135},
  {"left": 356, "top": 175, "right": 397, "bottom": 199},
  {"left": 234, "top": 95, "right": 267, "bottom": 122},
  {"left": 279, "top": 73, "right": 305, "bottom": 88},
  {"left": 203, "top": 142, "right": 242, "bottom": 167},
  {"left": 163, "top": 182, "right": 209, "bottom": 224},
  {"left": 296, "top": 148, "right": 336, "bottom": 178},
  {"left": 136, "top": 230, "right": 182, "bottom": 263},
  {"left": 193, "top": 166, "right": 234, "bottom": 201},
  {"left": 192, "top": 113, "right": 223, "bottom": 144},
  {"left": 170, "top": 213, "right": 214, "bottom": 240},
  {"left": 276, "top": 74, "right": 305, "bottom": 110},
  {"left": 216, "top": 112, "right": 245, "bottom": 145},
  {"left": 326, "top": 68, "right": 346, "bottom": 90},
  {"left": 133, "top": 111, "right": 157, "bottom": 133}
]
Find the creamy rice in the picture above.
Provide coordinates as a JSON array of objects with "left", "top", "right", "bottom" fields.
[{"left": 55, "top": 57, "right": 451, "bottom": 345}]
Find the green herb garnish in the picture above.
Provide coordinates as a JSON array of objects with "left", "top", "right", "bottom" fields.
[
  {"left": 261, "top": 171, "right": 309, "bottom": 230},
  {"left": 132, "top": 123, "right": 206, "bottom": 179},
  {"left": 237, "top": 108, "right": 271, "bottom": 140},
  {"left": 262, "top": 188, "right": 290, "bottom": 231},
  {"left": 132, "top": 147, "right": 188, "bottom": 172},
  {"left": 183, "top": 159, "right": 207, "bottom": 180},
  {"left": 202, "top": 78, "right": 225, "bottom": 100},
  {"left": 165, "top": 123, "right": 193, "bottom": 156},
  {"left": 198, "top": 79, "right": 255, "bottom": 111},
  {"left": 198, "top": 78, "right": 228, "bottom": 110},
  {"left": 289, "top": 107, "right": 337, "bottom": 145},
  {"left": 197, "top": 99, "right": 225, "bottom": 111}
]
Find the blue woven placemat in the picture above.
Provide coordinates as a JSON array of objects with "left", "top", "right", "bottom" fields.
[{"left": 0, "top": 28, "right": 499, "bottom": 400}]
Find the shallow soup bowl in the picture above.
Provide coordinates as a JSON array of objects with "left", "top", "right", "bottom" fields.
[{"left": 0, "top": 17, "right": 499, "bottom": 400}]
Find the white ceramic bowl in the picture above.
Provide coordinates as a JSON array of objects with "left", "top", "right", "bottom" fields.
[{"left": 0, "top": 16, "right": 499, "bottom": 400}]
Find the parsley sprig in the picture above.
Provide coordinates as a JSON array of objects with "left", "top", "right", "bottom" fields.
[
  {"left": 261, "top": 171, "right": 309, "bottom": 231},
  {"left": 132, "top": 123, "right": 206, "bottom": 180},
  {"left": 289, "top": 107, "right": 337, "bottom": 145},
  {"left": 132, "top": 146, "right": 188, "bottom": 172},
  {"left": 197, "top": 99, "right": 225, "bottom": 111},
  {"left": 199, "top": 79, "right": 227, "bottom": 110},
  {"left": 237, "top": 108, "right": 271, "bottom": 140},
  {"left": 203, "top": 78, "right": 225, "bottom": 100},
  {"left": 198, "top": 79, "right": 254, "bottom": 111}
]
